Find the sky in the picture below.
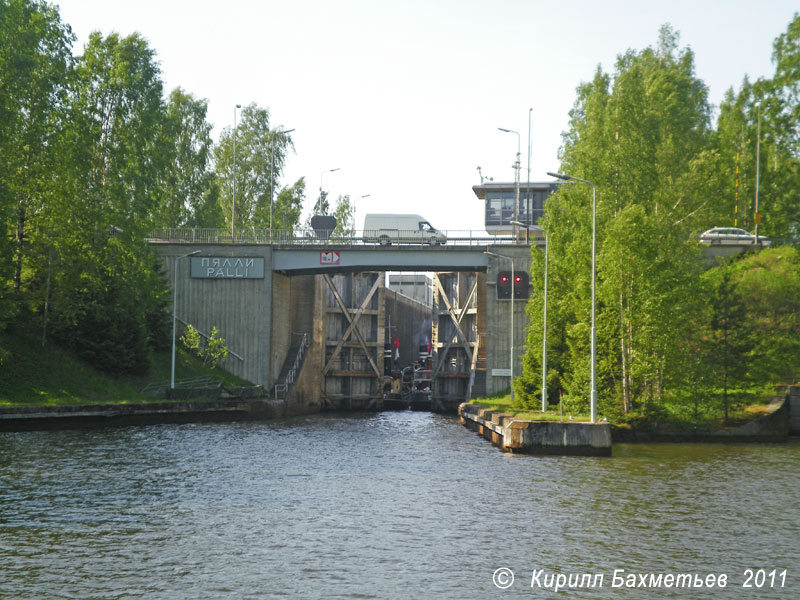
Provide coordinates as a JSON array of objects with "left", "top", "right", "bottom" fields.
[{"left": 54, "top": 0, "right": 798, "bottom": 233}]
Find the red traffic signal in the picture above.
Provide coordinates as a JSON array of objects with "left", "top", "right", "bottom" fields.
[{"left": 497, "top": 271, "right": 530, "bottom": 299}]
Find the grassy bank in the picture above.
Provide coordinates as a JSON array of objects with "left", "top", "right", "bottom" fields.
[
  {"left": 470, "top": 388, "right": 780, "bottom": 432},
  {"left": 0, "top": 327, "right": 252, "bottom": 407},
  {"left": 468, "top": 393, "right": 593, "bottom": 422}
]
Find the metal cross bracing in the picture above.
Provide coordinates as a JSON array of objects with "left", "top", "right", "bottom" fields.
[
  {"left": 430, "top": 272, "right": 485, "bottom": 411},
  {"left": 320, "top": 272, "right": 385, "bottom": 410}
]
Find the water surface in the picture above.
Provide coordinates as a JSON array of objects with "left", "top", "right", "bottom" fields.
[{"left": 1, "top": 412, "right": 797, "bottom": 598}]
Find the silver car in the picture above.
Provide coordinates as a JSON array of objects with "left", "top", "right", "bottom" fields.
[{"left": 698, "top": 227, "right": 771, "bottom": 247}]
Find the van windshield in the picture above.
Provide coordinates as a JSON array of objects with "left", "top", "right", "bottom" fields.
[{"left": 420, "top": 222, "right": 434, "bottom": 231}]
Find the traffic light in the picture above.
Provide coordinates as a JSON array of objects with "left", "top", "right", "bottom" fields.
[
  {"left": 497, "top": 271, "right": 529, "bottom": 300},
  {"left": 513, "top": 272, "right": 529, "bottom": 299},
  {"left": 497, "top": 271, "right": 512, "bottom": 299}
]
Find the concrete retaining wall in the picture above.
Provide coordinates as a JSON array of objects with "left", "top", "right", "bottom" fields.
[
  {"left": 612, "top": 394, "right": 791, "bottom": 443},
  {"left": 0, "top": 401, "right": 282, "bottom": 432},
  {"left": 459, "top": 403, "right": 612, "bottom": 456},
  {"left": 788, "top": 385, "right": 800, "bottom": 436},
  {"left": 483, "top": 246, "right": 533, "bottom": 396},
  {"left": 154, "top": 244, "right": 274, "bottom": 387}
]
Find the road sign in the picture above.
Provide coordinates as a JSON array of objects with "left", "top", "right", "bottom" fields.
[
  {"left": 492, "top": 368, "right": 511, "bottom": 377},
  {"left": 320, "top": 251, "right": 340, "bottom": 265}
]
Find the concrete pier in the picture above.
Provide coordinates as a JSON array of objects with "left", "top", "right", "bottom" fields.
[{"left": 459, "top": 403, "right": 612, "bottom": 456}]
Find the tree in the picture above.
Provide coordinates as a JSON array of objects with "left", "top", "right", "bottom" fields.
[
  {"left": 705, "top": 268, "right": 754, "bottom": 422},
  {"left": 331, "top": 194, "right": 355, "bottom": 238},
  {"left": 728, "top": 247, "right": 800, "bottom": 384},
  {"left": 0, "top": 0, "right": 73, "bottom": 296},
  {"left": 517, "top": 25, "right": 714, "bottom": 417},
  {"left": 157, "top": 88, "right": 221, "bottom": 228},
  {"left": 37, "top": 31, "right": 172, "bottom": 373},
  {"left": 181, "top": 324, "right": 228, "bottom": 368},
  {"left": 713, "top": 15, "right": 800, "bottom": 239},
  {"left": 214, "top": 103, "right": 301, "bottom": 232},
  {"left": 272, "top": 177, "right": 306, "bottom": 235}
]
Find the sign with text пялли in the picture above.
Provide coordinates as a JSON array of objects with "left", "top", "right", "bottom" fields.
[{"left": 191, "top": 257, "right": 265, "bottom": 279}]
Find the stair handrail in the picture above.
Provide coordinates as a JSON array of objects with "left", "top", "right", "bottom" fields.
[{"left": 274, "top": 333, "right": 310, "bottom": 401}]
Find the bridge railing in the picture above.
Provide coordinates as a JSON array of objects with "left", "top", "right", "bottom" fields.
[{"left": 147, "top": 228, "right": 539, "bottom": 247}]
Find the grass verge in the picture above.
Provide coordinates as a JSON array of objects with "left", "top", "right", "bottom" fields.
[
  {"left": 0, "top": 327, "right": 253, "bottom": 407},
  {"left": 469, "top": 392, "right": 592, "bottom": 422},
  {"left": 469, "top": 387, "right": 781, "bottom": 431}
]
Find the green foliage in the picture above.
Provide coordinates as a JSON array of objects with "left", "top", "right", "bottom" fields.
[
  {"left": 0, "top": 325, "right": 252, "bottom": 406},
  {"left": 273, "top": 177, "right": 306, "bottom": 234},
  {"left": 331, "top": 194, "right": 355, "bottom": 237},
  {"left": 517, "top": 20, "right": 800, "bottom": 428},
  {"left": 713, "top": 14, "right": 800, "bottom": 238},
  {"left": 214, "top": 104, "right": 298, "bottom": 232},
  {"left": 705, "top": 268, "right": 755, "bottom": 421},
  {"left": 181, "top": 324, "right": 228, "bottom": 369},
  {"left": 726, "top": 247, "right": 800, "bottom": 382},
  {"left": 158, "top": 88, "right": 221, "bottom": 228}
]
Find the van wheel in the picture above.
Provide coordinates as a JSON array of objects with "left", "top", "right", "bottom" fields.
[{"left": 379, "top": 235, "right": 391, "bottom": 246}]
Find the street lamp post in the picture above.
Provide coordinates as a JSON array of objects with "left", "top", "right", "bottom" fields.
[
  {"left": 499, "top": 127, "right": 521, "bottom": 240},
  {"left": 270, "top": 126, "right": 295, "bottom": 241},
  {"left": 541, "top": 231, "right": 549, "bottom": 412},
  {"left": 485, "top": 251, "right": 515, "bottom": 401},
  {"left": 547, "top": 171, "right": 597, "bottom": 423},
  {"left": 527, "top": 108, "right": 533, "bottom": 229},
  {"left": 171, "top": 250, "right": 200, "bottom": 389},
  {"left": 754, "top": 101, "right": 762, "bottom": 245},
  {"left": 318, "top": 168, "right": 340, "bottom": 214},
  {"left": 232, "top": 104, "right": 241, "bottom": 240}
]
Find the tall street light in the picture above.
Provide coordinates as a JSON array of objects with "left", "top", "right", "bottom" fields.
[
  {"left": 547, "top": 171, "right": 597, "bottom": 423},
  {"left": 232, "top": 104, "right": 241, "bottom": 240},
  {"left": 527, "top": 108, "right": 533, "bottom": 228},
  {"left": 485, "top": 250, "right": 516, "bottom": 401},
  {"left": 270, "top": 126, "right": 295, "bottom": 241},
  {"left": 318, "top": 168, "right": 340, "bottom": 214},
  {"left": 754, "top": 101, "right": 762, "bottom": 245},
  {"left": 172, "top": 250, "right": 200, "bottom": 389},
  {"left": 541, "top": 230, "right": 549, "bottom": 412},
  {"left": 499, "top": 127, "right": 521, "bottom": 240}
]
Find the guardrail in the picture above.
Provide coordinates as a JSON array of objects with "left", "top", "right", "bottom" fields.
[
  {"left": 147, "top": 228, "right": 539, "bottom": 247},
  {"left": 274, "top": 333, "right": 309, "bottom": 402},
  {"left": 140, "top": 375, "right": 220, "bottom": 397}
]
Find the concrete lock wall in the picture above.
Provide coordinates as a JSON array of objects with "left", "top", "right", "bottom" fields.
[
  {"left": 484, "top": 245, "right": 533, "bottom": 396},
  {"left": 459, "top": 403, "right": 612, "bottom": 456},
  {"left": 384, "top": 288, "right": 433, "bottom": 369},
  {"left": 156, "top": 244, "right": 275, "bottom": 387},
  {"left": 156, "top": 241, "right": 535, "bottom": 408}
]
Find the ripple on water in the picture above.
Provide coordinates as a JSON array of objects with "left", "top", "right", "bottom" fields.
[{"left": 1, "top": 416, "right": 798, "bottom": 599}]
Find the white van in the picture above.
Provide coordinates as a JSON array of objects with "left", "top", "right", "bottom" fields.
[{"left": 363, "top": 214, "right": 447, "bottom": 245}]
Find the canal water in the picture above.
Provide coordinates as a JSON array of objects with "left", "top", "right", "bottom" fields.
[{"left": 1, "top": 411, "right": 797, "bottom": 599}]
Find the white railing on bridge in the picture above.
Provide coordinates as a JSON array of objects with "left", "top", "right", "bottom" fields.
[{"left": 147, "top": 228, "right": 540, "bottom": 247}]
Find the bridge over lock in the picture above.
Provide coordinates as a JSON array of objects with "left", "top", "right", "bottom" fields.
[{"left": 150, "top": 231, "right": 536, "bottom": 415}]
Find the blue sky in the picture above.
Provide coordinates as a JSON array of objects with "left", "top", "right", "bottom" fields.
[{"left": 54, "top": 0, "right": 798, "bottom": 232}]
